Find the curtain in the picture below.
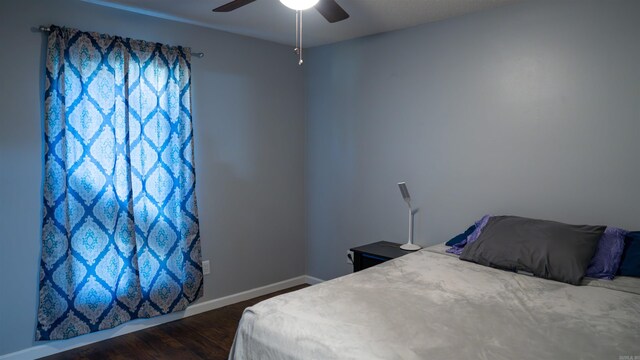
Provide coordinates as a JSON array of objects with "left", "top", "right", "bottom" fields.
[{"left": 37, "top": 26, "right": 203, "bottom": 340}]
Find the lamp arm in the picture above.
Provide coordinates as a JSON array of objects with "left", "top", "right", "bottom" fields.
[
  {"left": 398, "top": 182, "right": 422, "bottom": 251},
  {"left": 408, "top": 206, "right": 414, "bottom": 245}
]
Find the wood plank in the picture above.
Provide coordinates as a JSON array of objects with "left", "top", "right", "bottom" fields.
[{"left": 41, "top": 285, "right": 308, "bottom": 360}]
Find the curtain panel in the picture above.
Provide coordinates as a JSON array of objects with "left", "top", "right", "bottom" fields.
[{"left": 37, "top": 26, "right": 203, "bottom": 340}]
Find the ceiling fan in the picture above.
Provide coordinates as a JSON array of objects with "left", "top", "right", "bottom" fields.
[
  {"left": 213, "top": 0, "right": 350, "bottom": 65},
  {"left": 212, "top": 0, "right": 350, "bottom": 24}
]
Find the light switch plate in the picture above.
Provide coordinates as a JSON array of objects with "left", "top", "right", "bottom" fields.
[{"left": 202, "top": 260, "right": 210, "bottom": 275}]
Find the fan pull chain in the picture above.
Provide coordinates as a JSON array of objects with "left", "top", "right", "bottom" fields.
[
  {"left": 298, "top": 10, "right": 303, "bottom": 65},
  {"left": 295, "top": 10, "right": 299, "bottom": 56},
  {"left": 294, "top": 10, "right": 304, "bottom": 65}
]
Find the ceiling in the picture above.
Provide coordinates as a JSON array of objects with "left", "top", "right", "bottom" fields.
[{"left": 84, "top": 0, "right": 522, "bottom": 48}]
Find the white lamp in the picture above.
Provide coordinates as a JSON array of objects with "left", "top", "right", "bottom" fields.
[
  {"left": 398, "top": 182, "right": 421, "bottom": 251},
  {"left": 279, "top": 0, "right": 319, "bottom": 10}
]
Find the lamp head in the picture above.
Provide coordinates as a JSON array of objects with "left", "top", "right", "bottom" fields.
[
  {"left": 398, "top": 182, "right": 411, "bottom": 207},
  {"left": 279, "top": 0, "right": 319, "bottom": 10}
]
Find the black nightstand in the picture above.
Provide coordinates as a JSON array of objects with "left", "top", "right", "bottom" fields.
[{"left": 350, "top": 241, "right": 414, "bottom": 272}]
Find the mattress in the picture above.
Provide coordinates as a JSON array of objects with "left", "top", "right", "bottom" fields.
[{"left": 229, "top": 244, "right": 640, "bottom": 360}]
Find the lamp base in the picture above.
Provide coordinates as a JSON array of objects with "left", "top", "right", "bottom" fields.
[{"left": 400, "top": 243, "right": 421, "bottom": 251}]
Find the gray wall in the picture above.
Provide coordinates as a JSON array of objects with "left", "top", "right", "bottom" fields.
[
  {"left": 305, "top": 0, "right": 640, "bottom": 281},
  {"left": 3, "top": 0, "right": 640, "bottom": 356},
  {"left": 0, "top": 0, "right": 305, "bottom": 355}
]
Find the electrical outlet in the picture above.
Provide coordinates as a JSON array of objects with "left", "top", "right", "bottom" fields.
[
  {"left": 346, "top": 250, "right": 354, "bottom": 265},
  {"left": 202, "top": 260, "right": 210, "bottom": 275}
]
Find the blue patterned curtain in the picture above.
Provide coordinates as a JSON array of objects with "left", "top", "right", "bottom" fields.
[{"left": 37, "top": 26, "right": 203, "bottom": 340}]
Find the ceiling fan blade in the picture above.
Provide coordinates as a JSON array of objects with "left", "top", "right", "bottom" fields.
[
  {"left": 315, "top": 0, "right": 349, "bottom": 23},
  {"left": 212, "top": 0, "right": 257, "bottom": 12}
]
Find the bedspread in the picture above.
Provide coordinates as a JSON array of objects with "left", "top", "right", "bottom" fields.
[{"left": 230, "top": 245, "right": 640, "bottom": 360}]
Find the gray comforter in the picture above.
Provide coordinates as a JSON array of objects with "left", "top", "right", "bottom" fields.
[{"left": 229, "top": 244, "right": 640, "bottom": 360}]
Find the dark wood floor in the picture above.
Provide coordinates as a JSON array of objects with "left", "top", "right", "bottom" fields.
[{"left": 41, "top": 284, "right": 309, "bottom": 360}]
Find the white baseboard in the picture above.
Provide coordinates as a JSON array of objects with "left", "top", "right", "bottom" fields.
[
  {"left": 1, "top": 275, "right": 324, "bottom": 360},
  {"left": 304, "top": 275, "right": 324, "bottom": 285}
]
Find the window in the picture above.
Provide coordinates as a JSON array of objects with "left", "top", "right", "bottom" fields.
[{"left": 37, "top": 25, "right": 203, "bottom": 340}]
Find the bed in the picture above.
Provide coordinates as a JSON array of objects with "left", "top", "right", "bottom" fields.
[{"left": 229, "top": 243, "right": 640, "bottom": 359}]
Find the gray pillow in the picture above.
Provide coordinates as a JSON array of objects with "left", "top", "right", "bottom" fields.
[{"left": 460, "top": 216, "right": 605, "bottom": 285}]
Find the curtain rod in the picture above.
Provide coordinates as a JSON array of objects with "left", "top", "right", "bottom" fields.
[{"left": 37, "top": 26, "right": 205, "bottom": 58}]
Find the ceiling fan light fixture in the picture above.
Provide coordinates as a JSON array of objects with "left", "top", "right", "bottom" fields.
[{"left": 279, "top": 0, "right": 319, "bottom": 11}]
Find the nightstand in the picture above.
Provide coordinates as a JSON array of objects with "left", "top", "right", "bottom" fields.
[{"left": 350, "top": 241, "right": 414, "bottom": 272}]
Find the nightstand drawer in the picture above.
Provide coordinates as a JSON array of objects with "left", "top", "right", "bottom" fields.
[
  {"left": 350, "top": 241, "right": 412, "bottom": 272},
  {"left": 357, "top": 253, "right": 390, "bottom": 271}
]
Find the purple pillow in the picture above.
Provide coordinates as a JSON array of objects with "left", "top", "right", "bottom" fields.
[
  {"left": 447, "top": 215, "right": 491, "bottom": 255},
  {"left": 585, "top": 227, "right": 628, "bottom": 280}
]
